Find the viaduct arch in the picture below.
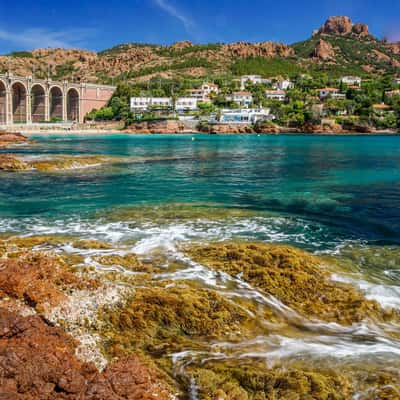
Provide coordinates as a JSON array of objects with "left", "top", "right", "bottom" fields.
[{"left": 0, "top": 73, "right": 116, "bottom": 125}]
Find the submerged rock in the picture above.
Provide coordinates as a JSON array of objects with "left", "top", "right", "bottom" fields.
[
  {"left": 187, "top": 360, "right": 352, "bottom": 400},
  {"left": 97, "top": 285, "right": 262, "bottom": 358},
  {"left": 185, "top": 242, "right": 395, "bottom": 325}
]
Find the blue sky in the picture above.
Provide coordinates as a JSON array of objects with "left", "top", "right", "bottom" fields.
[{"left": 0, "top": 0, "right": 399, "bottom": 53}]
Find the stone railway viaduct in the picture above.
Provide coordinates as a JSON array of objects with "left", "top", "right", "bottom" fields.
[{"left": 0, "top": 73, "right": 116, "bottom": 125}]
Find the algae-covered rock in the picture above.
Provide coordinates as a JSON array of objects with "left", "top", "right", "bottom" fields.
[
  {"left": 99, "top": 203, "right": 258, "bottom": 224},
  {"left": 0, "top": 154, "right": 30, "bottom": 170},
  {"left": 30, "top": 155, "right": 118, "bottom": 172},
  {"left": 187, "top": 360, "right": 352, "bottom": 400},
  {"left": 185, "top": 242, "right": 393, "bottom": 325},
  {"left": 93, "top": 253, "right": 157, "bottom": 272},
  {"left": 98, "top": 285, "right": 256, "bottom": 358}
]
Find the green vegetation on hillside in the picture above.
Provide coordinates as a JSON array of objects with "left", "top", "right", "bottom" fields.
[{"left": 231, "top": 56, "right": 304, "bottom": 77}]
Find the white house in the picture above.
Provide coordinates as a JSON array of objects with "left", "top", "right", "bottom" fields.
[
  {"left": 265, "top": 90, "right": 286, "bottom": 102},
  {"left": 227, "top": 91, "right": 253, "bottom": 107},
  {"left": 240, "top": 75, "right": 271, "bottom": 90},
  {"left": 201, "top": 82, "right": 219, "bottom": 96},
  {"left": 340, "top": 76, "right": 362, "bottom": 86},
  {"left": 272, "top": 79, "right": 294, "bottom": 91},
  {"left": 393, "top": 78, "right": 400, "bottom": 86},
  {"left": 319, "top": 88, "right": 346, "bottom": 100},
  {"left": 175, "top": 97, "right": 198, "bottom": 112},
  {"left": 386, "top": 89, "right": 400, "bottom": 97},
  {"left": 219, "top": 108, "right": 273, "bottom": 124},
  {"left": 188, "top": 82, "right": 220, "bottom": 102},
  {"left": 131, "top": 97, "right": 172, "bottom": 111}
]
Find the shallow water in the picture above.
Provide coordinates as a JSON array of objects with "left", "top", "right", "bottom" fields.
[{"left": 2, "top": 133, "right": 400, "bottom": 397}]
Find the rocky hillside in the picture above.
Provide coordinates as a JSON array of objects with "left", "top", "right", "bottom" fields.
[
  {"left": 1, "top": 16, "right": 399, "bottom": 84},
  {"left": 292, "top": 16, "right": 400, "bottom": 75}
]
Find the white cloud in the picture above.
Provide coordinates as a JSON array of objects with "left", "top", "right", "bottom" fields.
[
  {"left": 152, "top": 0, "right": 195, "bottom": 33},
  {"left": 0, "top": 27, "right": 95, "bottom": 50}
]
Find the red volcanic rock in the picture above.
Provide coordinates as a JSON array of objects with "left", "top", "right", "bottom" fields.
[
  {"left": 352, "top": 23, "right": 369, "bottom": 36},
  {"left": 0, "top": 131, "right": 29, "bottom": 149},
  {"left": 0, "top": 252, "right": 97, "bottom": 311},
  {"left": 319, "top": 16, "right": 353, "bottom": 35},
  {"left": 199, "top": 124, "right": 255, "bottom": 134},
  {"left": 0, "top": 309, "right": 174, "bottom": 400},
  {"left": 317, "top": 16, "right": 370, "bottom": 37},
  {"left": 222, "top": 41, "right": 294, "bottom": 58},
  {"left": 314, "top": 39, "right": 336, "bottom": 60},
  {"left": 125, "top": 120, "right": 194, "bottom": 134}
]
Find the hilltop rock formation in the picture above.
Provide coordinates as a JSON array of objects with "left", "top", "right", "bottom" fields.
[
  {"left": 317, "top": 16, "right": 370, "bottom": 37},
  {"left": 313, "top": 39, "right": 336, "bottom": 60}
]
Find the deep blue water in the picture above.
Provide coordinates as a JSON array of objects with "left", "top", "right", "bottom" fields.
[{"left": 1, "top": 134, "right": 400, "bottom": 247}]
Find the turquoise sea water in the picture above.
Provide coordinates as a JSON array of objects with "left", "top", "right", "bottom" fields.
[
  {"left": 3, "top": 134, "right": 400, "bottom": 395},
  {"left": 1, "top": 134, "right": 400, "bottom": 249}
]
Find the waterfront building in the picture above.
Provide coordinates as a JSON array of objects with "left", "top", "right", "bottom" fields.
[
  {"left": 175, "top": 97, "right": 198, "bottom": 112},
  {"left": 130, "top": 97, "right": 173, "bottom": 111},
  {"left": 218, "top": 108, "right": 273, "bottom": 124}
]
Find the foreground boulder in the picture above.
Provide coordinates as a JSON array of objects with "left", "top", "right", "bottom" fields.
[{"left": 0, "top": 309, "right": 174, "bottom": 399}]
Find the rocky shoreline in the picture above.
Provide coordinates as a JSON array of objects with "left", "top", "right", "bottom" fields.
[
  {"left": 0, "top": 232, "right": 399, "bottom": 399},
  {"left": 122, "top": 120, "right": 398, "bottom": 135}
]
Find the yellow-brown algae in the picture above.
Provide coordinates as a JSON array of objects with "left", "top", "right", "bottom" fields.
[{"left": 184, "top": 242, "right": 396, "bottom": 325}]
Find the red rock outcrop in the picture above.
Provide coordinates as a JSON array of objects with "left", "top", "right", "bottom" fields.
[
  {"left": 0, "top": 131, "right": 29, "bottom": 149},
  {"left": 317, "top": 16, "right": 369, "bottom": 37},
  {"left": 125, "top": 120, "right": 195, "bottom": 134},
  {"left": 0, "top": 251, "right": 98, "bottom": 311},
  {"left": 0, "top": 309, "right": 173, "bottom": 399},
  {"left": 313, "top": 39, "right": 336, "bottom": 60},
  {"left": 352, "top": 23, "right": 370, "bottom": 36},
  {"left": 222, "top": 41, "right": 294, "bottom": 58}
]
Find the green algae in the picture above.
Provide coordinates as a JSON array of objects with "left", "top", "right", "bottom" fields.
[
  {"left": 186, "top": 360, "right": 352, "bottom": 400},
  {"left": 184, "top": 242, "right": 396, "bottom": 325}
]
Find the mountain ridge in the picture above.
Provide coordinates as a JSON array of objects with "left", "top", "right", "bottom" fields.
[{"left": 1, "top": 16, "right": 399, "bottom": 84}]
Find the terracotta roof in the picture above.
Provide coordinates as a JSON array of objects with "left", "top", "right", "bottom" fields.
[
  {"left": 266, "top": 90, "right": 286, "bottom": 95},
  {"left": 233, "top": 91, "right": 252, "bottom": 96},
  {"left": 373, "top": 104, "right": 391, "bottom": 110},
  {"left": 319, "top": 88, "right": 339, "bottom": 92}
]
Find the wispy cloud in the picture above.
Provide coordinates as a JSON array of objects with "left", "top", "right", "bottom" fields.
[
  {"left": 152, "top": 0, "right": 195, "bottom": 33},
  {"left": 0, "top": 27, "right": 95, "bottom": 50}
]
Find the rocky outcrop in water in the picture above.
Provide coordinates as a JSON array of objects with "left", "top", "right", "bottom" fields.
[
  {"left": 0, "top": 131, "right": 29, "bottom": 149},
  {"left": 124, "top": 120, "right": 194, "bottom": 134}
]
